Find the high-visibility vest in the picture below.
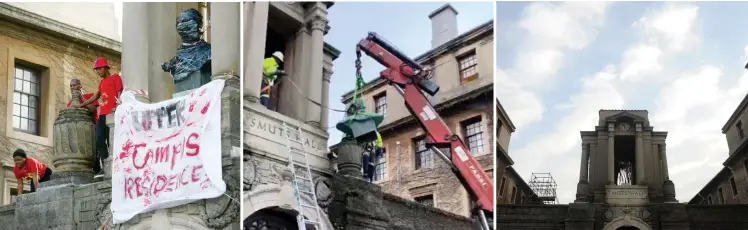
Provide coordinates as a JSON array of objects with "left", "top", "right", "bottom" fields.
[
  {"left": 261, "top": 57, "right": 279, "bottom": 96},
  {"left": 375, "top": 131, "right": 383, "bottom": 148}
]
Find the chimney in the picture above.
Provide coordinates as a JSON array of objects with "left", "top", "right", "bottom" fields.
[{"left": 429, "top": 4, "right": 459, "bottom": 49}]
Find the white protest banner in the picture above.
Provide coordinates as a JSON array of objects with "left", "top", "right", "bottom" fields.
[{"left": 111, "top": 80, "right": 227, "bottom": 224}]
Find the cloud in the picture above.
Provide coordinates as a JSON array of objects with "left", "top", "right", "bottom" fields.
[
  {"left": 495, "top": 70, "right": 545, "bottom": 129},
  {"left": 498, "top": 1, "right": 612, "bottom": 130},
  {"left": 501, "top": 2, "right": 748, "bottom": 203},
  {"left": 511, "top": 66, "right": 624, "bottom": 201},
  {"left": 635, "top": 2, "right": 699, "bottom": 52}
]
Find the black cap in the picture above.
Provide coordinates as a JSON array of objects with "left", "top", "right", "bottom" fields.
[{"left": 13, "top": 149, "right": 26, "bottom": 159}]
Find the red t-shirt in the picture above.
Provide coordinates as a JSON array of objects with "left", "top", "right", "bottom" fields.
[
  {"left": 98, "top": 73, "right": 123, "bottom": 116},
  {"left": 66, "top": 93, "right": 100, "bottom": 123},
  {"left": 13, "top": 157, "right": 47, "bottom": 181}
]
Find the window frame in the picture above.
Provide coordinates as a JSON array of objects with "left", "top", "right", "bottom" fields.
[
  {"left": 738, "top": 120, "right": 745, "bottom": 139},
  {"left": 730, "top": 176, "right": 739, "bottom": 197},
  {"left": 414, "top": 194, "right": 435, "bottom": 207},
  {"left": 462, "top": 116, "right": 485, "bottom": 155},
  {"left": 374, "top": 92, "right": 387, "bottom": 117},
  {"left": 414, "top": 137, "right": 434, "bottom": 170},
  {"left": 373, "top": 147, "right": 387, "bottom": 181},
  {"left": 5, "top": 51, "right": 55, "bottom": 147},
  {"left": 12, "top": 64, "right": 42, "bottom": 135},
  {"left": 499, "top": 177, "right": 506, "bottom": 197},
  {"left": 457, "top": 50, "right": 478, "bottom": 84}
]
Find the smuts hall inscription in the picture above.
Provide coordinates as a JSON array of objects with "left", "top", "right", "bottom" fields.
[
  {"left": 607, "top": 190, "right": 647, "bottom": 198},
  {"left": 248, "top": 117, "right": 326, "bottom": 152}
]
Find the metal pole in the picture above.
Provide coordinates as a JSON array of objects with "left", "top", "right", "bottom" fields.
[{"left": 396, "top": 141, "right": 401, "bottom": 192}]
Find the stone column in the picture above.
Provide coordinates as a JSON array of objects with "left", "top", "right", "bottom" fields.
[
  {"left": 47, "top": 91, "right": 96, "bottom": 187},
  {"left": 575, "top": 142, "right": 590, "bottom": 203},
  {"left": 608, "top": 124, "right": 615, "bottom": 185},
  {"left": 635, "top": 124, "right": 645, "bottom": 184},
  {"left": 122, "top": 2, "right": 151, "bottom": 103},
  {"left": 148, "top": 2, "right": 178, "bottom": 102},
  {"left": 305, "top": 14, "right": 328, "bottom": 128},
  {"left": 660, "top": 143, "right": 678, "bottom": 202},
  {"left": 660, "top": 144, "right": 670, "bottom": 180},
  {"left": 211, "top": 2, "right": 240, "bottom": 77},
  {"left": 321, "top": 69, "right": 332, "bottom": 129},
  {"left": 580, "top": 143, "right": 589, "bottom": 182},
  {"left": 243, "top": 2, "right": 269, "bottom": 103}
]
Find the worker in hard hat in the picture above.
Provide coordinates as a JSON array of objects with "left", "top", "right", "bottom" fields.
[
  {"left": 363, "top": 131, "right": 385, "bottom": 183},
  {"left": 260, "top": 51, "right": 286, "bottom": 109},
  {"left": 74, "top": 57, "right": 123, "bottom": 175}
]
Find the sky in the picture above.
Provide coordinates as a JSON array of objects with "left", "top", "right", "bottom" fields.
[
  {"left": 325, "top": 2, "right": 494, "bottom": 146},
  {"left": 8, "top": 2, "right": 122, "bottom": 41},
  {"left": 496, "top": 1, "right": 748, "bottom": 204}
]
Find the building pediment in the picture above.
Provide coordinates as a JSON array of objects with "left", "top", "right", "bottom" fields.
[{"left": 599, "top": 110, "right": 650, "bottom": 127}]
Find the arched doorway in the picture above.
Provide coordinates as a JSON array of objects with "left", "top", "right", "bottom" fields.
[
  {"left": 616, "top": 227, "right": 640, "bottom": 230},
  {"left": 244, "top": 209, "right": 298, "bottom": 230}
]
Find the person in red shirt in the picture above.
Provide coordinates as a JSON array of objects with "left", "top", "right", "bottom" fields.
[
  {"left": 12, "top": 149, "right": 52, "bottom": 195},
  {"left": 75, "top": 57, "right": 123, "bottom": 175},
  {"left": 66, "top": 78, "right": 99, "bottom": 123}
]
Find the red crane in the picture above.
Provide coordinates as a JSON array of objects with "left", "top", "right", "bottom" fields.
[{"left": 356, "top": 32, "right": 494, "bottom": 229}]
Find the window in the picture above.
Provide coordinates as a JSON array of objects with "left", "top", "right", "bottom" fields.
[
  {"left": 373, "top": 148, "right": 387, "bottom": 181},
  {"left": 718, "top": 188, "right": 725, "bottom": 204},
  {"left": 374, "top": 93, "right": 387, "bottom": 117},
  {"left": 13, "top": 65, "right": 41, "bottom": 135},
  {"left": 457, "top": 51, "right": 478, "bottom": 84},
  {"left": 521, "top": 195, "right": 526, "bottom": 204},
  {"left": 738, "top": 120, "right": 745, "bottom": 139},
  {"left": 414, "top": 138, "right": 434, "bottom": 170},
  {"left": 731, "top": 177, "right": 738, "bottom": 196},
  {"left": 707, "top": 195, "right": 713, "bottom": 204},
  {"left": 462, "top": 117, "right": 484, "bottom": 154},
  {"left": 414, "top": 194, "right": 434, "bottom": 207},
  {"left": 510, "top": 187, "right": 517, "bottom": 204},
  {"left": 499, "top": 177, "right": 506, "bottom": 197},
  {"left": 496, "top": 118, "right": 503, "bottom": 141}
]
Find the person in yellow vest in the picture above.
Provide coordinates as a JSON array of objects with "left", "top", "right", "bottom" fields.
[
  {"left": 260, "top": 51, "right": 286, "bottom": 109},
  {"left": 364, "top": 131, "right": 385, "bottom": 183}
]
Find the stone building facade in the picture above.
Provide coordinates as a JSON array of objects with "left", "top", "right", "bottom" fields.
[
  {"left": 690, "top": 92, "right": 748, "bottom": 205},
  {"left": 496, "top": 110, "right": 748, "bottom": 230},
  {"left": 332, "top": 4, "right": 494, "bottom": 218},
  {"left": 0, "top": 2, "right": 121, "bottom": 206},
  {"left": 0, "top": 2, "right": 242, "bottom": 229},
  {"left": 494, "top": 99, "right": 536, "bottom": 205},
  {"left": 242, "top": 2, "right": 340, "bottom": 228}
]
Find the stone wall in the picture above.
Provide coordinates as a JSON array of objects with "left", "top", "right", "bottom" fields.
[
  {"left": 495, "top": 205, "right": 568, "bottom": 229},
  {"left": 0, "top": 14, "right": 120, "bottom": 170},
  {"left": 382, "top": 193, "right": 474, "bottom": 230},
  {"left": 376, "top": 93, "right": 493, "bottom": 217}
]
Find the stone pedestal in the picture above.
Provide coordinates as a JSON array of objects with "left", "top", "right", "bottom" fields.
[
  {"left": 564, "top": 203, "right": 596, "bottom": 230},
  {"left": 662, "top": 180, "right": 678, "bottom": 203},
  {"left": 575, "top": 180, "right": 590, "bottom": 203},
  {"left": 45, "top": 92, "right": 96, "bottom": 188},
  {"left": 334, "top": 139, "right": 364, "bottom": 178}
]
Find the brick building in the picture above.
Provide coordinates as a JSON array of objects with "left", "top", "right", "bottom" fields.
[
  {"left": 332, "top": 4, "right": 494, "bottom": 217},
  {"left": 690, "top": 92, "right": 748, "bottom": 204},
  {"left": 494, "top": 99, "right": 537, "bottom": 205},
  {"left": 0, "top": 3, "right": 121, "bottom": 205}
]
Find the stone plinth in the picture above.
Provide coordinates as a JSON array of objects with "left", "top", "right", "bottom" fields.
[
  {"left": 663, "top": 180, "right": 678, "bottom": 203},
  {"left": 47, "top": 91, "right": 96, "bottom": 187},
  {"left": 605, "top": 185, "right": 649, "bottom": 206},
  {"left": 334, "top": 139, "right": 364, "bottom": 178}
]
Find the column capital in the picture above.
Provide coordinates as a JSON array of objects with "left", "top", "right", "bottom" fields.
[
  {"left": 307, "top": 15, "right": 330, "bottom": 33},
  {"left": 582, "top": 142, "right": 589, "bottom": 150},
  {"left": 322, "top": 69, "right": 333, "bottom": 82},
  {"left": 660, "top": 143, "right": 666, "bottom": 151}
]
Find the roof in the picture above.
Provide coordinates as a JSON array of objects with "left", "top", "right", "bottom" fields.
[
  {"left": 340, "top": 19, "right": 494, "bottom": 101},
  {"left": 722, "top": 93, "right": 748, "bottom": 133},
  {"left": 689, "top": 167, "right": 731, "bottom": 204},
  {"left": 324, "top": 42, "right": 341, "bottom": 60},
  {"left": 0, "top": 3, "right": 121, "bottom": 54},
  {"left": 496, "top": 98, "right": 516, "bottom": 132}
]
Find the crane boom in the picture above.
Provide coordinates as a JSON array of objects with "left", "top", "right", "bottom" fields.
[{"left": 356, "top": 32, "right": 495, "bottom": 214}]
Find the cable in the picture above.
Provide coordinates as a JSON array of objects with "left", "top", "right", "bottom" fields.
[{"left": 282, "top": 76, "right": 348, "bottom": 113}]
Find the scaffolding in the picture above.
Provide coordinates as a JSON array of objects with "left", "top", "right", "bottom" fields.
[{"left": 528, "top": 173, "right": 558, "bottom": 204}]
